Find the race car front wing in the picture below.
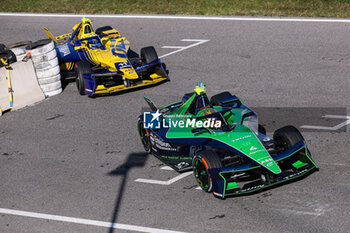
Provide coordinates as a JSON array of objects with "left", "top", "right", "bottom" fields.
[
  {"left": 209, "top": 141, "right": 318, "bottom": 199},
  {"left": 83, "top": 59, "right": 168, "bottom": 96}
]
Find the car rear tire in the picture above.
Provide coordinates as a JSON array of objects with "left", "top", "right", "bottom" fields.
[
  {"left": 137, "top": 116, "right": 151, "bottom": 153},
  {"left": 193, "top": 150, "right": 222, "bottom": 192},
  {"left": 258, "top": 124, "right": 266, "bottom": 135},
  {"left": 75, "top": 61, "right": 91, "bottom": 95},
  {"left": 210, "top": 91, "right": 232, "bottom": 106},
  {"left": 273, "top": 125, "right": 304, "bottom": 152},
  {"left": 141, "top": 46, "right": 158, "bottom": 64}
]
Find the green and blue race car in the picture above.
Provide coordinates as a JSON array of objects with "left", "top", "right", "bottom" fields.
[{"left": 138, "top": 81, "right": 318, "bottom": 199}]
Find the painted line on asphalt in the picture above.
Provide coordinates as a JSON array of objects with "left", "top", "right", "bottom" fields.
[
  {"left": 270, "top": 203, "right": 329, "bottom": 216},
  {"left": 135, "top": 171, "right": 193, "bottom": 185},
  {"left": 160, "top": 166, "right": 174, "bottom": 170},
  {"left": 0, "top": 208, "right": 186, "bottom": 233},
  {"left": 276, "top": 208, "right": 326, "bottom": 216},
  {"left": 323, "top": 114, "right": 350, "bottom": 119},
  {"left": 301, "top": 115, "right": 350, "bottom": 131},
  {"left": 160, "top": 39, "right": 210, "bottom": 58},
  {"left": 144, "top": 166, "right": 203, "bottom": 189},
  {"left": 318, "top": 162, "right": 350, "bottom": 168},
  {"left": 1, "top": 13, "right": 350, "bottom": 23}
]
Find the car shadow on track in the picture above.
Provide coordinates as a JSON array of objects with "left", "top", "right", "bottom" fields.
[{"left": 107, "top": 152, "right": 149, "bottom": 233}]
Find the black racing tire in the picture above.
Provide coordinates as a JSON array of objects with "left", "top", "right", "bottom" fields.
[
  {"left": 192, "top": 150, "right": 222, "bottom": 193},
  {"left": 95, "top": 26, "right": 113, "bottom": 35},
  {"left": 137, "top": 116, "right": 151, "bottom": 153},
  {"left": 7, "top": 41, "right": 32, "bottom": 49},
  {"left": 25, "top": 39, "right": 52, "bottom": 50},
  {"left": 258, "top": 124, "right": 266, "bottom": 135},
  {"left": 0, "top": 49, "right": 17, "bottom": 68},
  {"left": 273, "top": 125, "right": 304, "bottom": 152},
  {"left": 75, "top": 61, "right": 91, "bottom": 95},
  {"left": 141, "top": 46, "right": 158, "bottom": 64},
  {"left": 0, "top": 43, "right": 6, "bottom": 52},
  {"left": 210, "top": 91, "right": 232, "bottom": 106}
]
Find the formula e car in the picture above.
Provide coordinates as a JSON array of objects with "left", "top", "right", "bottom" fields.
[
  {"left": 43, "top": 17, "right": 168, "bottom": 96},
  {"left": 138, "top": 81, "right": 318, "bottom": 199}
]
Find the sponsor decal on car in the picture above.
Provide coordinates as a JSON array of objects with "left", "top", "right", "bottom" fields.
[
  {"left": 248, "top": 149, "right": 265, "bottom": 155},
  {"left": 283, "top": 168, "right": 308, "bottom": 180},
  {"left": 58, "top": 43, "right": 70, "bottom": 57},
  {"left": 240, "top": 184, "right": 265, "bottom": 192},
  {"left": 150, "top": 133, "right": 177, "bottom": 151},
  {"left": 115, "top": 61, "right": 132, "bottom": 69},
  {"left": 231, "top": 135, "right": 252, "bottom": 142}
]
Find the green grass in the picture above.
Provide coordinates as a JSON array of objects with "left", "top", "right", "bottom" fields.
[{"left": 2, "top": 0, "right": 350, "bottom": 18}]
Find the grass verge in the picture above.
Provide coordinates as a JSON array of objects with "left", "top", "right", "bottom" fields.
[{"left": 1, "top": 0, "right": 350, "bottom": 18}]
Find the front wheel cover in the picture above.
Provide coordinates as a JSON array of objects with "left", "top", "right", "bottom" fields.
[
  {"left": 75, "top": 65, "right": 86, "bottom": 95},
  {"left": 193, "top": 155, "right": 213, "bottom": 192},
  {"left": 137, "top": 119, "right": 151, "bottom": 153},
  {"left": 76, "top": 76, "right": 85, "bottom": 95}
]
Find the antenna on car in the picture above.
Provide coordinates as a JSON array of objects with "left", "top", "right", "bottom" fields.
[{"left": 194, "top": 81, "right": 206, "bottom": 95}]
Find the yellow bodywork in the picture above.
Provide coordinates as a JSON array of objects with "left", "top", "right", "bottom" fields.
[{"left": 43, "top": 17, "right": 168, "bottom": 95}]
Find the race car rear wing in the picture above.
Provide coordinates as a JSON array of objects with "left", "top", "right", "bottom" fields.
[
  {"left": 43, "top": 27, "right": 72, "bottom": 43},
  {"left": 144, "top": 96, "right": 158, "bottom": 111}
]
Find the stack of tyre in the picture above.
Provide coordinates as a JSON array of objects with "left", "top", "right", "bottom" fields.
[
  {"left": 9, "top": 39, "right": 62, "bottom": 97},
  {"left": 27, "top": 39, "right": 62, "bottom": 97}
]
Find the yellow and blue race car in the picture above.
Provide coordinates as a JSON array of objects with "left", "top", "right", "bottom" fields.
[{"left": 43, "top": 17, "right": 168, "bottom": 97}]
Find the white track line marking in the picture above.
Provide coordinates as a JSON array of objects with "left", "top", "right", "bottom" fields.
[
  {"left": 144, "top": 166, "right": 203, "bottom": 189},
  {"left": 1, "top": 13, "right": 350, "bottom": 23},
  {"left": 323, "top": 115, "right": 350, "bottom": 119},
  {"left": 135, "top": 171, "right": 192, "bottom": 185},
  {"left": 160, "top": 166, "right": 174, "bottom": 170},
  {"left": 0, "top": 208, "right": 186, "bottom": 233},
  {"left": 278, "top": 208, "right": 325, "bottom": 216},
  {"left": 270, "top": 203, "right": 329, "bottom": 216},
  {"left": 318, "top": 162, "right": 350, "bottom": 168},
  {"left": 162, "top": 46, "right": 184, "bottom": 49},
  {"left": 160, "top": 39, "right": 210, "bottom": 58},
  {"left": 301, "top": 115, "right": 350, "bottom": 131}
]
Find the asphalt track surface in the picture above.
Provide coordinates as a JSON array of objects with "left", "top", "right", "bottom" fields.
[{"left": 0, "top": 14, "right": 349, "bottom": 233}]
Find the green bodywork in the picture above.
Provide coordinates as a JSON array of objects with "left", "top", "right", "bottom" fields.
[
  {"left": 161, "top": 92, "right": 282, "bottom": 174},
  {"left": 143, "top": 82, "right": 318, "bottom": 198}
]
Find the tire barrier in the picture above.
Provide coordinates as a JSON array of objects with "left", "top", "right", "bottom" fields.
[
  {"left": 1, "top": 38, "right": 64, "bottom": 116},
  {"left": 32, "top": 48, "right": 56, "bottom": 63},
  {"left": 35, "top": 62, "right": 60, "bottom": 77},
  {"left": 40, "top": 80, "right": 62, "bottom": 92},
  {"left": 44, "top": 88, "right": 62, "bottom": 97},
  {"left": 8, "top": 41, "right": 31, "bottom": 62},
  {"left": 37, "top": 73, "right": 61, "bottom": 85},
  {"left": 27, "top": 39, "right": 62, "bottom": 97}
]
